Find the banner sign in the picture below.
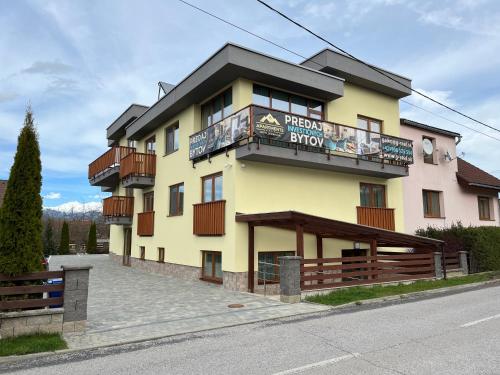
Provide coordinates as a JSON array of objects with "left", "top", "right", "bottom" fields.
[
  {"left": 380, "top": 136, "right": 413, "bottom": 163},
  {"left": 189, "top": 108, "right": 251, "bottom": 159}
]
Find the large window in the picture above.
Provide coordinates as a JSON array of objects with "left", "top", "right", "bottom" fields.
[
  {"left": 143, "top": 192, "right": 154, "bottom": 212},
  {"left": 258, "top": 251, "right": 294, "bottom": 283},
  {"left": 252, "top": 84, "right": 324, "bottom": 119},
  {"left": 145, "top": 136, "right": 156, "bottom": 154},
  {"left": 478, "top": 196, "right": 492, "bottom": 220},
  {"left": 201, "top": 88, "right": 232, "bottom": 129},
  {"left": 201, "top": 251, "right": 222, "bottom": 282},
  {"left": 202, "top": 172, "right": 223, "bottom": 203},
  {"left": 423, "top": 190, "right": 441, "bottom": 218},
  {"left": 169, "top": 183, "right": 184, "bottom": 216},
  {"left": 357, "top": 116, "right": 382, "bottom": 147},
  {"left": 165, "top": 123, "right": 179, "bottom": 155},
  {"left": 360, "top": 183, "right": 386, "bottom": 208}
]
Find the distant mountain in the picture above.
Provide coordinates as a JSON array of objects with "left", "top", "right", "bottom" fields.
[{"left": 44, "top": 201, "right": 103, "bottom": 221}]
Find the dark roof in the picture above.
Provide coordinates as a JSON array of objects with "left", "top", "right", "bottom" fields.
[
  {"left": 400, "top": 118, "right": 461, "bottom": 139},
  {"left": 236, "top": 211, "right": 443, "bottom": 249},
  {"left": 106, "top": 104, "right": 149, "bottom": 143},
  {"left": 0, "top": 180, "right": 7, "bottom": 207},
  {"left": 456, "top": 158, "right": 500, "bottom": 191}
]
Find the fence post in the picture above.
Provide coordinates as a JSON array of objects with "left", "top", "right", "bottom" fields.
[
  {"left": 458, "top": 251, "right": 469, "bottom": 275},
  {"left": 434, "top": 252, "right": 443, "bottom": 279},
  {"left": 61, "top": 265, "right": 92, "bottom": 333},
  {"left": 279, "top": 256, "right": 301, "bottom": 303}
]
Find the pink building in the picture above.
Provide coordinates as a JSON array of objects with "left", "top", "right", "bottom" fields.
[{"left": 400, "top": 119, "right": 500, "bottom": 234}]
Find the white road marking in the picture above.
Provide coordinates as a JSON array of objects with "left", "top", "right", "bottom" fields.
[
  {"left": 460, "top": 313, "right": 500, "bottom": 328},
  {"left": 272, "top": 353, "right": 360, "bottom": 375}
]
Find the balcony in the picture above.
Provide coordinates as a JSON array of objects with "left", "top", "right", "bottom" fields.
[
  {"left": 357, "top": 206, "right": 395, "bottom": 231},
  {"left": 88, "top": 146, "right": 135, "bottom": 187},
  {"left": 102, "top": 196, "right": 134, "bottom": 225},
  {"left": 137, "top": 211, "right": 154, "bottom": 236},
  {"left": 189, "top": 105, "right": 413, "bottom": 179},
  {"left": 193, "top": 200, "right": 226, "bottom": 236},
  {"left": 120, "top": 152, "right": 156, "bottom": 188}
]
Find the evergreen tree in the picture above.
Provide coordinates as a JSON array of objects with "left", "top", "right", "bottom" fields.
[
  {"left": 43, "top": 219, "right": 57, "bottom": 256},
  {"left": 86, "top": 222, "right": 97, "bottom": 254},
  {"left": 0, "top": 107, "right": 44, "bottom": 275},
  {"left": 59, "top": 221, "right": 70, "bottom": 255}
]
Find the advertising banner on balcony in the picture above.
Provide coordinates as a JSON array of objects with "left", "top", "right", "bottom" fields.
[
  {"left": 189, "top": 108, "right": 251, "bottom": 159},
  {"left": 252, "top": 107, "right": 413, "bottom": 163}
]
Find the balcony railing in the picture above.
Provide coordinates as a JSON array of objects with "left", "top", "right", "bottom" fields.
[
  {"left": 120, "top": 152, "right": 156, "bottom": 180},
  {"left": 357, "top": 206, "right": 395, "bottom": 231},
  {"left": 88, "top": 146, "right": 135, "bottom": 180},
  {"left": 137, "top": 211, "right": 154, "bottom": 236},
  {"left": 193, "top": 200, "right": 226, "bottom": 236},
  {"left": 103, "top": 196, "right": 134, "bottom": 217}
]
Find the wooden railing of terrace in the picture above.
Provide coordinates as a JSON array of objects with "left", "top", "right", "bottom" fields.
[
  {"left": 193, "top": 200, "right": 226, "bottom": 236},
  {"left": 119, "top": 152, "right": 156, "bottom": 180},
  {"left": 103, "top": 196, "right": 134, "bottom": 217},
  {"left": 137, "top": 211, "right": 155, "bottom": 236},
  {"left": 356, "top": 207, "right": 395, "bottom": 231},
  {"left": 88, "top": 146, "right": 135, "bottom": 179}
]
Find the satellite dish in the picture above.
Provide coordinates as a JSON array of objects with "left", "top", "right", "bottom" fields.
[{"left": 422, "top": 138, "right": 434, "bottom": 155}]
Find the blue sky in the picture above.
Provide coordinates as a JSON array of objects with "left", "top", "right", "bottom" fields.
[{"left": 1, "top": 0, "right": 500, "bottom": 210}]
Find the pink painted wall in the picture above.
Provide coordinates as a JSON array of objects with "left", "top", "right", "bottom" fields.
[{"left": 400, "top": 124, "right": 499, "bottom": 234}]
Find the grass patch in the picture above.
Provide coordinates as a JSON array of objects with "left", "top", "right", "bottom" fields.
[
  {"left": 305, "top": 272, "right": 500, "bottom": 306},
  {"left": 0, "top": 333, "right": 67, "bottom": 357}
]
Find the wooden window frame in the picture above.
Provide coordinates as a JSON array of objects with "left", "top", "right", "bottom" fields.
[
  {"left": 201, "top": 88, "right": 232, "bottom": 129},
  {"left": 140, "top": 246, "right": 145, "bottom": 261},
  {"left": 258, "top": 251, "right": 294, "bottom": 284},
  {"left": 165, "top": 123, "right": 179, "bottom": 155},
  {"left": 145, "top": 135, "right": 156, "bottom": 155},
  {"left": 478, "top": 196, "right": 492, "bottom": 220},
  {"left": 169, "top": 183, "right": 184, "bottom": 216},
  {"left": 201, "top": 251, "right": 222, "bottom": 284},
  {"left": 143, "top": 191, "right": 154, "bottom": 213},
  {"left": 201, "top": 172, "right": 223, "bottom": 203},
  {"left": 360, "top": 183, "right": 387, "bottom": 208},
  {"left": 158, "top": 247, "right": 165, "bottom": 263},
  {"left": 423, "top": 136, "right": 436, "bottom": 165},
  {"left": 357, "top": 115, "right": 383, "bottom": 134},
  {"left": 422, "top": 190, "right": 442, "bottom": 218}
]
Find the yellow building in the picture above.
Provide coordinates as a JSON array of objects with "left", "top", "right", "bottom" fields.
[{"left": 89, "top": 44, "right": 438, "bottom": 292}]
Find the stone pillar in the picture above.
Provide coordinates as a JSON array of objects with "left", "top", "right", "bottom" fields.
[
  {"left": 61, "top": 265, "right": 92, "bottom": 332},
  {"left": 434, "top": 252, "right": 443, "bottom": 279},
  {"left": 459, "top": 251, "right": 469, "bottom": 275},
  {"left": 279, "top": 256, "right": 301, "bottom": 303}
]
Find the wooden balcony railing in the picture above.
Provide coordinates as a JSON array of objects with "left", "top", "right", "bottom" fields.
[
  {"left": 88, "top": 146, "right": 135, "bottom": 179},
  {"left": 193, "top": 200, "right": 226, "bottom": 236},
  {"left": 103, "top": 196, "right": 134, "bottom": 217},
  {"left": 357, "top": 206, "right": 395, "bottom": 231},
  {"left": 120, "top": 152, "right": 156, "bottom": 180},
  {"left": 137, "top": 211, "right": 154, "bottom": 236}
]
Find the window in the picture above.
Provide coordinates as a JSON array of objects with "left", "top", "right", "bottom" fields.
[
  {"left": 423, "top": 137, "right": 435, "bottom": 164},
  {"left": 128, "top": 139, "right": 137, "bottom": 148},
  {"left": 478, "top": 196, "right": 492, "bottom": 220},
  {"left": 169, "top": 183, "right": 184, "bottom": 216},
  {"left": 360, "top": 183, "right": 386, "bottom": 208},
  {"left": 165, "top": 123, "right": 179, "bottom": 155},
  {"left": 201, "top": 251, "right": 222, "bottom": 282},
  {"left": 202, "top": 173, "right": 223, "bottom": 202},
  {"left": 140, "top": 246, "right": 145, "bottom": 261},
  {"left": 158, "top": 247, "right": 165, "bottom": 263},
  {"left": 423, "top": 190, "right": 441, "bottom": 218},
  {"left": 357, "top": 116, "right": 382, "bottom": 146},
  {"left": 258, "top": 251, "right": 294, "bottom": 283},
  {"left": 252, "top": 84, "right": 324, "bottom": 119},
  {"left": 143, "top": 192, "right": 154, "bottom": 212},
  {"left": 201, "top": 88, "right": 232, "bottom": 129},
  {"left": 145, "top": 136, "right": 156, "bottom": 154}
]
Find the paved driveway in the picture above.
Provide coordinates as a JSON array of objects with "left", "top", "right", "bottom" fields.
[{"left": 50, "top": 255, "right": 328, "bottom": 349}]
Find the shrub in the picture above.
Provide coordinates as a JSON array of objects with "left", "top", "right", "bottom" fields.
[
  {"left": 86, "top": 222, "right": 97, "bottom": 254},
  {"left": 59, "top": 221, "right": 70, "bottom": 255}
]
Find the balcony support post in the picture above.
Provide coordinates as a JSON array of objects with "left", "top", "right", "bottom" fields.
[
  {"left": 296, "top": 224, "right": 304, "bottom": 258},
  {"left": 248, "top": 224, "right": 255, "bottom": 293}
]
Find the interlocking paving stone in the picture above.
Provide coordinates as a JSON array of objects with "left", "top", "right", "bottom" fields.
[{"left": 50, "top": 255, "right": 328, "bottom": 349}]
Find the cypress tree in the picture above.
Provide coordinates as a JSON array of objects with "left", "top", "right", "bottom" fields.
[
  {"left": 59, "top": 221, "right": 70, "bottom": 255},
  {"left": 0, "top": 107, "right": 44, "bottom": 275},
  {"left": 87, "top": 222, "right": 97, "bottom": 254},
  {"left": 43, "top": 219, "right": 57, "bottom": 256}
]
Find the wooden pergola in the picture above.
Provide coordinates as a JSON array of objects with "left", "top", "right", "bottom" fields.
[{"left": 236, "top": 211, "right": 444, "bottom": 292}]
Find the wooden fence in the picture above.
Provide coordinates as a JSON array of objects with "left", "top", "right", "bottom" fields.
[
  {"left": 443, "top": 252, "right": 461, "bottom": 271},
  {"left": 0, "top": 271, "right": 64, "bottom": 311},
  {"left": 301, "top": 253, "right": 435, "bottom": 291}
]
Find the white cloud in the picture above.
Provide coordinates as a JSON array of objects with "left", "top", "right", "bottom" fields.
[
  {"left": 45, "top": 200, "right": 102, "bottom": 213},
  {"left": 44, "top": 192, "right": 61, "bottom": 199}
]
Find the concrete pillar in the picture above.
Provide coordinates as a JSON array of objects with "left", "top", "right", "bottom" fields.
[
  {"left": 434, "top": 252, "right": 443, "bottom": 279},
  {"left": 279, "top": 256, "right": 301, "bottom": 303},
  {"left": 61, "top": 265, "right": 92, "bottom": 332},
  {"left": 459, "top": 251, "right": 469, "bottom": 275}
]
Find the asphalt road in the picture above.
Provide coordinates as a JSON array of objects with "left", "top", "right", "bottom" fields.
[{"left": 3, "top": 284, "right": 500, "bottom": 375}]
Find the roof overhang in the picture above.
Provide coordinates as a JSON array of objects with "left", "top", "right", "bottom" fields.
[
  {"left": 126, "top": 43, "right": 345, "bottom": 140},
  {"left": 401, "top": 118, "right": 461, "bottom": 139},
  {"left": 301, "top": 49, "right": 412, "bottom": 99},
  {"left": 236, "top": 211, "right": 443, "bottom": 249},
  {"left": 107, "top": 104, "right": 149, "bottom": 142}
]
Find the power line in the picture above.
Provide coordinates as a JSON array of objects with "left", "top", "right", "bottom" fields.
[
  {"left": 256, "top": 0, "right": 500, "bottom": 134},
  {"left": 177, "top": 0, "right": 500, "bottom": 143}
]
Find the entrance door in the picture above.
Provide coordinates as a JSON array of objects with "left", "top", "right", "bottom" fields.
[{"left": 123, "top": 228, "right": 132, "bottom": 266}]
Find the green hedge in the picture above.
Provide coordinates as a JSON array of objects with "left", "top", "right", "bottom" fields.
[{"left": 416, "top": 223, "right": 500, "bottom": 273}]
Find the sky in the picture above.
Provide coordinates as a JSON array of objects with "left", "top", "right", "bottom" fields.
[{"left": 1, "top": 0, "right": 500, "bottom": 211}]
